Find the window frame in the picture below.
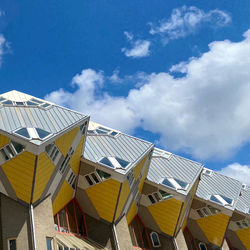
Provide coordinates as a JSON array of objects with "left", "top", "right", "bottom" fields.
[
  {"left": 7, "top": 238, "right": 17, "bottom": 250},
  {"left": 150, "top": 232, "right": 161, "bottom": 248}
]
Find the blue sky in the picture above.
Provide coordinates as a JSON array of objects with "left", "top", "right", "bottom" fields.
[{"left": 0, "top": 0, "right": 250, "bottom": 183}]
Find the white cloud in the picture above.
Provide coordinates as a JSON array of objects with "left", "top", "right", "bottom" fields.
[
  {"left": 122, "top": 31, "right": 151, "bottom": 58},
  {"left": 0, "top": 34, "right": 7, "bottom": 67},
  {"left": 149, "top": 6, "right": 231, "bottom": 43},
  {"left": 218, "top": 163, "right": 250, "bottom": 185},
  {"left": 46, "top": 30, "right": 250, "bottom": 160}
]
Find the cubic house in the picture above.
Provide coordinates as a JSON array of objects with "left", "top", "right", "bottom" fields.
[{"left": 0, "top": 90, "right": 249, "bottom": 250}]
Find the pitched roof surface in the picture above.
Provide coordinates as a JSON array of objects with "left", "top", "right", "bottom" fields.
[
  {"left": 83, "top": 121, "right": 153, "bottom": 174},
  {"left": 0, "top": 90, "right": 88, "bottom": 145},
  {"left": 147, "top": 148, "right": 203, "bottom": 195},
  {"left": 196, "top": 170, "right": 242, "bottom": 211},
  {"left": 236, "top": 185, "right": 250, "bottom": 214}
]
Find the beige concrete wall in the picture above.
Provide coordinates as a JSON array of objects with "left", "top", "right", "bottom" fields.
[
  {"left": 33, "top": 195, "right": 56, "bottom": 250},
  {"left": 0, "top": 194, "right": 32, "bottom": 250},
  {"left": 115, "top": 216, "right": 134, "bottom": 250},
  {"left": 175, "top": 229, "right": 188, "bottom": 250}
]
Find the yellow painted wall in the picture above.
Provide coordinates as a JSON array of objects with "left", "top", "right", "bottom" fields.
[
  {"left": 52, "top": 181, "right": 74, "bottom": 214},
  {"left": 69, "top": 135, "right": 85, "bottom": 174},
  {"left": 115, "top": 180, "right": 130, "bottom": 221},
  {"left": 0, "top": 134, "right": 9, "bottom": 148},
  {"left": 126, "top": 201, "right": 138, "bottom": 225},
  {"left": 2, "top": 152, "right": 36, "bottom": 203},
  {"left": 138, "top": 161, "right": 150, "bottom": 193},
  {"left": 55, "top": 126, "right": 79, "bottom": 157},
  {"left": 196, "top": 213, "right": 229, "bottom": 247},
  {"left": 236, "top": 227, "right": 250, "bottom": 249},
  {"left": 148, "top": 198, "right": 182, "bottom": 236},
  {"left": 133, "top": 155, "right": 148, "bottom": 179},
  {"left": 32, "top": 153, "right": 55, "bottom": 203},
  {"left": 85, "top": 179, "right": 121, "bottom": 223}
]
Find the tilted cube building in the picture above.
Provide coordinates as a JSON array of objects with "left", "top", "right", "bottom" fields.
[{"left": 0, "top": 90, "right": 249, "bottom": 250}]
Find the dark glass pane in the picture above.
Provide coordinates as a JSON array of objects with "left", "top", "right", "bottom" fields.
[
  {"left": 85, "top": 175, "right": 93, "bottom": 185},
  {"left": 115, "top": 157, "right": 129, "bottom": 168},
  {"left": 0, "top": 97, "right": 5, "bottom": 102},
  {"left": 100, "top": 157, "right": 114, "bottom": 168},
  {"left": 75, "top": 202, "right": 86, "bottom": 236},
  {"left": 221, "top": 195, "right": 233, "bottom": 205},
  {"left": 45, "top": 144, "right": 53, "bottom": 154},
  {"left": 67, "top": 203, "right": 77, "bottom": 234},
  {"left": 41, "top": 103, "right": 50, "bottom": 108},
  {"left": 87, "top": 130, "right": 95, "bottom": 135},
  {"left": 54, "top": 216, "right": 59, "bottom": 231},
  {"left": 174, "top": 179, "right": 188, "bottom": 189},
  {"left": 91, "top": 173, "right": 99, "bottom": 183},
  {"left": 15, "top": 128, "right": 30, "bottom": 138},
  {"left": 9, "top": 239, "right": 16, "bottom": 250},
  {"left": 110, "top": 131, "right": 118, "bottom": 136},
  {"left": 96, "top": 169, "right": 111, "bottom": 180},
  {"left": 162, "top": 179, "right": 175, "bottom": 189},
  {"left": 148, "top": 195, "right": 155, "bottom": 204},
  {"left": 131, "top": 218, "right": 143, "bottom": 247},
  {"left": 210, "top": 195, "right": 223, "bottom": 205},
  {"left": 151, "top": 232, "right": 160, "bottom": 247},
  {"left": 58, "top": 209, "right": 68, "bottom": 233},
  {"left": 199, "top": 243, "right": 207, "bottom": 250},
  {"left": 16, "top": 101, "right": 24, "bottom": 106},
  {"left": 26, "top": 101, "right": 37, "bottom": 106},
  {"left": 6, "top": 145, "right": 14, "bottom": 158},
  {"left": 52, "top": 150, "right": 59, "bottom": 161},
  {"left": 11, "top": 141, "right": 25, "bottom": 153},
  {"left": 58, "top": 244, "right": 63, "bottom": 250},
  {"left": 95, "top": 129, "right": 107, "bottom": 135},
  {"left": 207, "top": 205, "right": 220, "bottom": 214},
  {"left": 2, "top": 100, "right": 13, "bottom": 105},
  {"left": 46, "top": 238, "right": 52, "bottom": 250},
  {"left": 30, "top": 98, "right": 43, "bottom": 104},
  {"left": 98, "top": 127, "right": 111, "bottom": 132},
  {"left": 0, "top": 149, "right": 9, "bottom": 161},
  {"left": 153, "top": 193, "right": 160, "bottom": 202},
  {"left": 202, "top": 208, "right": 209, "bottom": 216},
  {"left": 36, "top": 128, "right": 51, "bottom": 139},
  {"left": 159, "top": 190, "right": 172, "bottom": 200},
  {"left": 197, "top": 209, "right": 204, "bottom": 218}
]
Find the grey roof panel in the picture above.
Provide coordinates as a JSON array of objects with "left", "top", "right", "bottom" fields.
[
  {"left": 196, "top": 171, "right": 242, "bottom": 211},
  {"left": 147, "top": 149, "right": 203, "bottom": 195},
  {"left": 83, "top": 132, "right": 153, "bottom": 174},
  {"left": 236, "top": 185, "right": 250, "bottom": 214},
  {"left": 0, "top": 91, "right": 88, "bottom": 145}
]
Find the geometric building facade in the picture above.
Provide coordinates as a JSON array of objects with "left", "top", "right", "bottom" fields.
[{"left": 0, "top": 90, "right": 249, "bottom": 250}]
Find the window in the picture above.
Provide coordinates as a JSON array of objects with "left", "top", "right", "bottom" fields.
[
  {"left": 87, "top": 126, "right": 119, "bottom": 137},
  {"left": 162, "top": 177, "right": 189, "bottom": 190},
  {"left": 207, "top": 205, "right": 220, "bottom": 215},
  {"left": 129, "top": 215, "right": 151, "bottom": 249},
  {"left": 210, "top": 194, "right": 233, "bottom": 206},
  {"left": 242, "top": 184, "right": 247, "bottom": 190},
  {"left": 45, "top": 143, "right": 60, "bottom": 163},
  {"left": 99, "top": 156, "right": 130, "bottom": 169},
  {"left": 152, "top": 148, "right": 171, "bottom": 159},
  {"left": 150, "top": 232, "right": 161, "bottom": 247},
  {"left": 199, "top": 242, "right": 207, "bottom": 250},
  {"left": 60, "top": 147, "right": 74, "bottom": 174},
  {"left": 14, "top": 127, "right": 51, "bottom": 140},
  {"left": 248, "top": 208, "right": 250, "bottom": 214},
  {"left": 196, "top": 205, "right": 220, "bottom": 218},
  {"left": 202, "top": 168, "right": 213, "bottom": 176},
  {"left": 196, "top": 209, "right": 204, "bottom": 218},
  {"left": 8, "top": 239, "right": 16, "bottom": 250},
  {"left": 0, "top": 141, "right": 25, "bottom": 163},
  {"left": 54, "top": 199, "right": 87, "bottom": 237},
  {"left": 126, "top": 171, "right": 135, "bottom": 186},
  {"left": 85, "top": 169, "right": 111, "bottom": 186},
  {"left": 67, "top": 170, "right": 77, "bottom": 189},
  {"left": 26, "top": 101, "right": 38, "bottom": 106},
  {"left": 46, "top": 237, "right": 52, "bottom": 250},
  {"left": 2, "top": 100, "right": 13, "bottom": 105},
  {"left": 80, "top": 121, "right": 88, "bottom": 135},
  {"left": 148, "top": 190, "right": 173, "bottom": 204}
]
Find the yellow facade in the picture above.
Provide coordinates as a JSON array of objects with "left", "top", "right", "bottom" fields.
[
  {"left": 115, "top": 180, "right": 130, "bottom": 221},
  {"left": 148, "top": 198, "right": 182, "bottom": 236},
  {"left": 69, "top": 135, "right": 85, "bottom": 174},
  {"left": 138, "top": 161, "right": 150, "bottom": 193},
  {"left": 126, "top": 201, "right": 138, "bottom": 225},
  {"left": 85, "top": 179, "right": 121, "bottom": 223},
  {"left": 0, "top": 134, "right": 9, "bottom": 148},
  {"left": 133, "top": 155, "right": 147, "bottom": 179},
  {"left": 32, "top": 153, "right": 55, "bottom": 203},
  {"left": 52, "top": 181, "right": 74, "bottom": 214},
  {"left": 55, "top": 126, "right": 79, "bottom": 157},
  {"left": 2, "top": 151, "right": 36, "bottom": 203},
  {"left": 196, "top": 213, "right": 229, "bottom": 247},
  {"left": 236, "top": 227, "right": 250, "bottom": 249}
]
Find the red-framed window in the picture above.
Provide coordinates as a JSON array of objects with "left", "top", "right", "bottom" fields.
[
  {"left": 183, "top": 227, "right": 199, "bottom": 250},
  {"left": 54, "top": 198, "right": 88, "bottom": 238},
  {"left": 128, "top": 215, "right": 152, "bottom": 250}
]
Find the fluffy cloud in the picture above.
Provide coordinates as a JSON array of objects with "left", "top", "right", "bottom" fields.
[
  {"left": 149, "top": 6, "right": 231, "bottom": 43},
  {"left": 46, "top": 30, "right": 250, "bottom": 160},
  {"left": 121, "top": 32, "right": 151, "bottom": 58},
  {"left": 219, "top": 163, "right": 250, "bottom": 185}
]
